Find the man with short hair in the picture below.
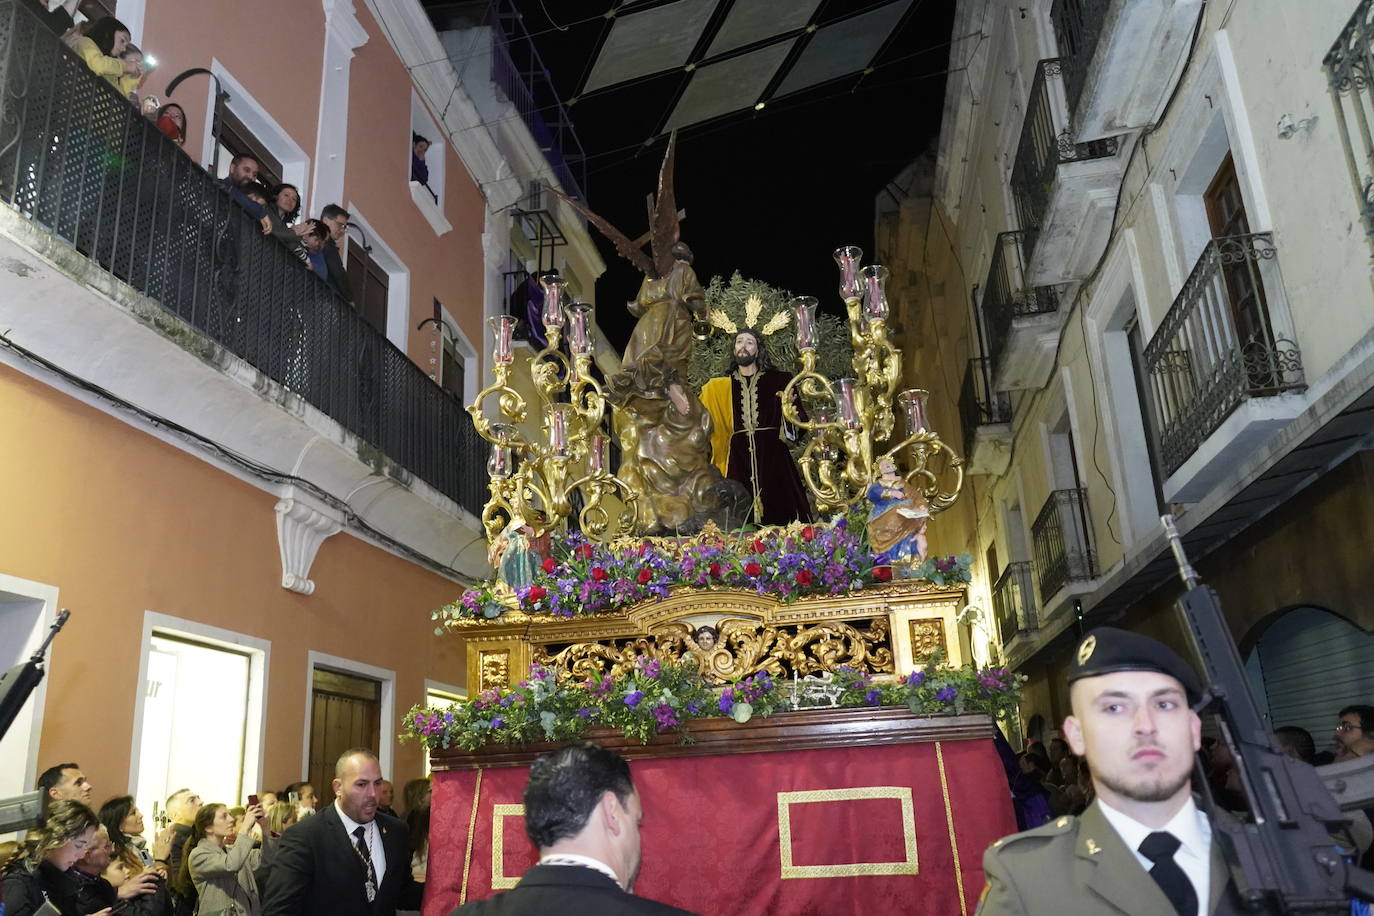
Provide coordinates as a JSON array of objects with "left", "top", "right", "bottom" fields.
[
  {"left": 263, "top": 749, "right": 419, "bottom": 916},
  {"left": 452, "top": 741, "right": 696, "bottom": 915},
  {"left": 37, "top": 762, "right": 93, "bottom": 803},
  {"left": 221, "top": 154, "right": 266, "bottom": 219},
  {"left": 376, "top": 779, "right": 397, "bottom": 819},
  {"left": 163, "top": 788, "right": 202, "bottom": 886},
  {"left": 1336, "top": 705, "right": 1374, "bottom": 761},
  {"left": 316, "top": 204, "right": 353, "bottom": 304},
  {"left": 977, "top": 627, "right": 1239, "bottom": 915},
  {"left": 71, "top": 825, "right": 166, "bottom": 913}
]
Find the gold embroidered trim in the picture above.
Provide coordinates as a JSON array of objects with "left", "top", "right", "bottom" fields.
[
  {"left": 459, "top": 768, "right": 483, "bottom": 905},
  {"left": 936, "top": 742, "right": 967, "bottom": 915},
  {"left": 490, "top": 803, "right": 525, "bottom": 889},
  {"left": 776, "top": 786, "right": 919, "bottom": 879},
  {"left": 737, "top": 371, "right": 764, "bottom": 522}
]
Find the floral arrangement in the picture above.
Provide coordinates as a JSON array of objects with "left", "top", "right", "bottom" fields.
[
  {"left": 434, "top": 518, "right": 973, "bottom": 627},
  {"left": 402, "top": 653, "right": 1024, "bottom": 751}
]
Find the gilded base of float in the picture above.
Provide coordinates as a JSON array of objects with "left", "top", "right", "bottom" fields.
[{"left": 459, "top": 579, "right": 967, "bottom": 692}]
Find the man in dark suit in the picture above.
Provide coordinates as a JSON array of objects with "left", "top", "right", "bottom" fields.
[
  {"left": 262, "top": 748, "right": 422, "bottom": 916},
  {"left": 452, "top": 742, "right": 697, "bottom": 915},
  {"left": 318, "top": 204, "right": 354, "bottom": 305}
]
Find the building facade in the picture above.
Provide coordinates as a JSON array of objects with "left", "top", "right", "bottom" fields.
[
  {"left": 886, "top": 0, "right": 1374, "bottom": 744},
  {"left": 0, "top": 0, "right": 603, "bottom": 826}
]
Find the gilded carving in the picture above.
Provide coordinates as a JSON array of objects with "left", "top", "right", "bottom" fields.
[
  {"left": 907, "top": 618, "right": 947, "bottom": 660},
  {"left": 532, "top": 617, "right": 894, "bottom": 685},
  {"left": 479, "top": 650, "right": 511, "bottom": 691}
]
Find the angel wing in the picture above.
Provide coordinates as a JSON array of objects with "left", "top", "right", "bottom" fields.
[
  {"left": 650, "top": 132, "right": 681, "bottom": 278},
  {"left": 549, "top": 187, "right": 656, "bottom": 278}
]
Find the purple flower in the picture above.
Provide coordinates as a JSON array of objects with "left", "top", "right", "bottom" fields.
[
  {"left": 652, "top": 703, "right": 679, "bottom": 730},
  {"left": 624, "top": 690, "right": 645, "bottom": 708},
  {"left": 686, "top": 700, "right": 703, "bottom": 715},
  {"left": 491, "top": 716, "right": 505, "bottom": 728},
  {"left": 905, "top": 671, "right": 927, "bottom": 688},
  {"left": 936, "top": 686, "right": 958, "bottom": 703},
  {"left": 864, "top": 688, "right": 881, "bottom": 706},
  {"left": 718, "top": 689, "right": 735, "bottom": 714},
  {"left": 640, "top": 658, "right": 662, "bottom": 679},
  {"left": 576, "top": 707, "right": 593, "bottom": 718}
]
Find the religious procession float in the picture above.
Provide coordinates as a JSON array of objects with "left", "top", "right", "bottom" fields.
[{"left": 407, "top": 139, "right": 1022, "bottom": 916}]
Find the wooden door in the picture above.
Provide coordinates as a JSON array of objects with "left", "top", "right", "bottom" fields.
[
  {"left": 308, "top": 668, "right": 381, "bottom": 808},
  {"left": 1204, "top": 154, "right": 1274, "bottom": 368}
]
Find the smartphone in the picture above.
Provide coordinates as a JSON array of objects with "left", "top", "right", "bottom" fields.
[
  {"left": 288, "top": 791, "right": 299, "bottom": 804},
  {"left": 247, "top": 794, "right": 260, "bottom": 807}
]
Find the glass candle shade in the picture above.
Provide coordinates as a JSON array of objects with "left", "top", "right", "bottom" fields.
[
  {"left": 835, "top": 378, "right": 861, "bottom": 430},
  {"left": 588, "top": 434, "right": 605, "bottom": 474},
  {"left": 539, "top": 272, "right": 567, "bottom": 330},
  {"left": 834, "top": 246, "right": 863, "bottom": 301},
  {"left": 791, "top": 296, "right": 819, "bottom": 352},
  {"left": 487, "top": 442, "right": 512, "bottom": 478},
  {"left": 549, "top": 404, "right": 573, "bottom": 456},
  {"left": 860, "top": 265, "right": 890, "bottom": 322},
  {"left": 489, "top": 315, "right": 516, "bottom": 364},
  {"left": 567, "top": 302, "right": 593, "bottom": 356},
  {"left": 898, "top": 388, "right": 930, "bottom": 434}
]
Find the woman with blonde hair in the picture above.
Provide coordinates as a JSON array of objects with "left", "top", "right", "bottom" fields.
[
  {"left": 0, "top": 798, "right": 108, "bottom": 915},
  {"left": 173, "top": 801, "right": 273, "bottom": 916}
]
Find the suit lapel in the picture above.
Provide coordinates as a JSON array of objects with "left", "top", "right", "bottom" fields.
[{"left": 1077, "top": 801, "right": 1177, "bottom": 915}]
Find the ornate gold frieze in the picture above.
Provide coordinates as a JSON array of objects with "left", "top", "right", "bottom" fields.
[{"left": 532, "top": 617, "right": 895, "bottom": 685}]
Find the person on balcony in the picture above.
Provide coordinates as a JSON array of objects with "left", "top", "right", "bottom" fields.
[
  {"left": 411, "top": 134, "right": 431, "bottom": 186},
  {"left": 73, "top": 17, "right": 142, "bottom": 98},
  {"left": 30, "top": 0, "right": 78, "bottom": 36},
  {"left": 153, "top": 103, "right": 187, "bottom": 147},
  {"left": 262, "top": 183, "right": 303, "bottom": 248}
]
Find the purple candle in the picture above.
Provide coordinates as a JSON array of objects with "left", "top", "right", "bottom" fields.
[
  {"left": 861, "top": 265, "right": 889, "bottom": 322},
  {"left": 568, "top": 302, "right": 593, "bottom": 355},
  {"left": 835, "top": 378, "right": 861, "bottom": 430},
  {"left": 539, "top": 273, "right": 567, "bottom": 330},
  {"left": 589, "top": 434, "right": 605, "bottom": 473}
]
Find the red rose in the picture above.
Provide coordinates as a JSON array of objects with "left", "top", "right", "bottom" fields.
[
  {"left": 708, "top": 562, "right": 722, "bottom": 578},
  {"left": 795, "top": 569, "right": 814, "bottom": 586},
  {"left": 637, "top": 568, "right": 652, "bottom": 584},
  {"left": 527, "top": 585, "right": 548, "bottom": 602},
  {"left": 873, "top": 566, "right": 893, "bottom": 582},
  {"left": 577, "top": 544, "right": 594, "bottom": 559},
  {"left": 541, "top": 557, "right": 556, "bottom": 574},
  {"left": 744, "top": 562, "right": 763, "bottom": 577},
  {"left": 592, "top": 566, "right": 609, "bottom": 581},
  {"left": 801, "top": 525, "right": 816, "bottom": 542},
  {"left": 751, "top": 538, "right": 765, "bottom": 554}
]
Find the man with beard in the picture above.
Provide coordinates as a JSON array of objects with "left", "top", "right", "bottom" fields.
[
  {"left": 699, "top": 328, "right": 812, "bottom": 526},
  {"left": 976, "top": 627, "right": 1240, "bottom": 915}
]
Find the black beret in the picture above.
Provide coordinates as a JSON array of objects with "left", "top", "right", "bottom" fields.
[{"left": 1068, "top": 626, "right": 1204, "bottom": 704}]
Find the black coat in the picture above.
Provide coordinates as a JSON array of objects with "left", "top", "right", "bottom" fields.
[
  {"left": 450, "top": 865, "right": 698, "bottom": 916},
  {"left": 1, "top": 859, "right": 78, "bottom": 916},
  {"left": 260, "top": 804, "right": 420, "bottom": 916}
]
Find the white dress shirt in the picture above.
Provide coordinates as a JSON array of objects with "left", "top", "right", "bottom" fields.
[
  {"left": 1097, "top": 796, "right": 1211, "bottom": 916},
  {"left": 336, "top": 800, "right": 388, "bottom": 886}
]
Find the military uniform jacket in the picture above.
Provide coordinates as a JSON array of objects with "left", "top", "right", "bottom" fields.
[{"left": 976, "top": 799, "right": 1239, "bottom": 915}]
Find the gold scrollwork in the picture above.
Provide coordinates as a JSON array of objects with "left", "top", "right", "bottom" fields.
[
  {"left": 907, "top": 618, "right": 948, "bottom": 661},
  {"left": 531, "top": 617, "right": 894, "bottom": 685},
  {"left": 479, "top": 650, "right": 511, "bottom": 692}
]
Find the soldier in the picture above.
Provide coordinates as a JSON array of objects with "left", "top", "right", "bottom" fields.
[{"left": 976, "top": 627, "right": 1240, "bottom": 915}]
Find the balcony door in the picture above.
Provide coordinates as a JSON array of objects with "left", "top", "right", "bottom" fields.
[
  {"left": 307, "top": 668, "right": 381, "bottom": 810},
  {"left": 1204, "top": 155, "right": 1274, "bottom": 369},
  {"left": 346, "top": 246, "right": 390, "bottom": 336}
]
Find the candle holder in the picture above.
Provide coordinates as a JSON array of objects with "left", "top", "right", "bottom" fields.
[{"left": 781, "top": 246, "right": 963, "bottom": 515}]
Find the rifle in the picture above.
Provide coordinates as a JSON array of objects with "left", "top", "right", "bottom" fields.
[{"left": 1162, "top": 515, "right": 1374, "bottom": 912}]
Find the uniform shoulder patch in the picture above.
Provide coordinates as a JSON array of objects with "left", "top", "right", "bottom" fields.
[{"left": 992, "top": 815, "right": 1076, "bottom": 848}]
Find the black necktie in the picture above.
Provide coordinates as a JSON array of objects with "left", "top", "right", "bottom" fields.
[
  {"left": 353, "top": 825, "right": 377, "bottom": 902},
  {"left": 1139, "top": 831, "right": 1198, "bottom": 916}
]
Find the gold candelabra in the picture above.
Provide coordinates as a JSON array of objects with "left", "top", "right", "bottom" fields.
[
  {"left": 467, "top": 273, "right": 638, "bottom": 542},
  {"left": 781, "top": 246, "right": 964, "bottom": 515}
]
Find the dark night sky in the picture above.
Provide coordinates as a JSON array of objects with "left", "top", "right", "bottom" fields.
[{"left": 501, "top": 0, "right": 956, "bottom": 347}]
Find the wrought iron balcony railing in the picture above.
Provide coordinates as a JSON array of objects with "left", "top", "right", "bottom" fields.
[
  {"left": 993, "top": 561, "right": 1037, "bottom": 647},
  {"left": 959, "top": 357, "right": 1013, "bottom": 459},
  {"left": 1050, "top": 0, "right": 1109, "bottom": 127},
  {"left": 982, "top": 231, "right": 1060, "bottom": 378},
  {"left": 1141, "top": 233, "right": 1305, "bottom": 476},
  {"left": 0, "top": 0, "right": 487, "bottom": 515},
  {"left": 1010, "top": 58, "right": 1119, "bottom": 253},
  {"left": 1324, "top": 0, "right": 1374, "bottom": 255},
  {"left": 1031, "top": 488, "right": 1097, "bottom": 599}
]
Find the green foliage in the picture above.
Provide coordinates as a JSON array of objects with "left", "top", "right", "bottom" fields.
[{"left": 688, "top": 272, "right": 854, "bottom": 392}]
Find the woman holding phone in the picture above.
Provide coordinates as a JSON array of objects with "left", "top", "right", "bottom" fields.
[{"left": 176, "top": 800, "right": 274, "bottom": 916}]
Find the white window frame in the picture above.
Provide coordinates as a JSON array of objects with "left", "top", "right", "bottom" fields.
[
  {"left": 204, "top": 59, "right": 312, "bottom": 219},
  {"left": 129, "top": 613, "right": 270, "bottom": 805},
  {"left": 409, "top": 91, "right": 452, "bottom": 236},
  {"left": 0, "top": 573, "right": 61, "bottom": 811},
  {"left": 344, "top": 206, "right": 411, "bottom": 352},
  {"left": 302, "top": 651, "right": 396, "bottom": 781}
]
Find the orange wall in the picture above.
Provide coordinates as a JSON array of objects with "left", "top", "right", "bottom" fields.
[
  {"left": 0, "top": 365, "right": 467, "bottom": 796},
  {"left": 137, "top": 0, "right": 489, "bottom": 375}
]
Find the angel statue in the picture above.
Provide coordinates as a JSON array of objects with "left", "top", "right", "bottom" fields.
[
  {"left": 556, "top": 135, "right": 747, "bottom": 534},
  {"left": 866, "top": 455, "right": 931, "bottom": 574}
]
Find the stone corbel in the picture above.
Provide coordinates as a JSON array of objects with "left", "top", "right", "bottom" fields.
[{"left": 275, "top": 489, "right": 344, "bottom": 595}]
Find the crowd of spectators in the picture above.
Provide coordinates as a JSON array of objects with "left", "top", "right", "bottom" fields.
[{"left": 1, "top": 763, "right": 434, "bottom": 916}]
